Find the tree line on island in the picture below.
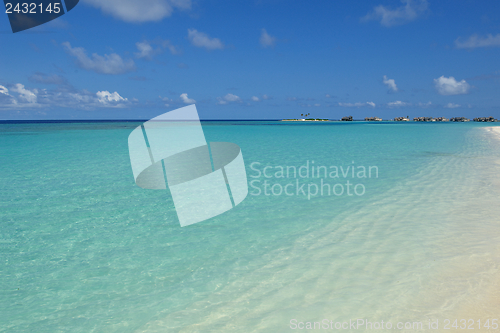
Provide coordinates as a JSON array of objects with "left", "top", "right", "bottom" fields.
[
  {"left": 281, "top": 114, "right": 498, "bottom": 122},
  {"left": 281, "top": 113, "right": 329, "bottom": 121}
]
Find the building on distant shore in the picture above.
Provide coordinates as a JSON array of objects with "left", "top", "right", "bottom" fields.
[
  {"left": 412, "top": 117, "right": 449, "bottom": 122},
  {"left": 281, "top": 118, "right": 329, "bottom": 122},
  {"left": 450, "top": 117, "right": 470, "bottom": 122},
  {"left": 341, "top": 116, "right": 353, "bottom": 121},
  {"left": 473, "top": 117, "right": 498, "bottom": 122},
  {"left": 365, "top": 117, "right": 382, "bottom": 121},
  {"left": 413, "top": 117, "right": 434, "bottom": 122}
]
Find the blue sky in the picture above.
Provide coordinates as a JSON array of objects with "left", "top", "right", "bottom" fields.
[{"left": 1, "top": 0, "right": 499, "bottom": 120}]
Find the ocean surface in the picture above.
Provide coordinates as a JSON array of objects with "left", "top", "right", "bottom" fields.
[{"left": 1, "top": 121, "right": 500, "bottom": 332}]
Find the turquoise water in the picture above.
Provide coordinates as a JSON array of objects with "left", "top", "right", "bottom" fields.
[{"left": 1, "top": 121, "right": 500, "bottom": 332}]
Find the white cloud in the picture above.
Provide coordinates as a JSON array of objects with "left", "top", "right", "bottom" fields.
[
  {"left": 455, "top": 34, "right": 500, "bottom": 49},
  {"left": 96, "top": 91, "right": 127, "bottom": 104},
  {"left": 82, "top": 0, "right": 191, "bottom": 23},
  {"left": 388, "top": 100, "right": 407, "bottom": 107},
  {"left": 217, "top": 93, "right": 242, "bottom": 104},
  {"left": 163, "top": 41, "right": 180, "bottom": 55},
  {"left": 383, "top": 75, "right": 398, "bottom": 92},
  {"left": 159, "top": 95, "right": 171, "bottom": 106},
  {"left": 66, "top": 90, "right": 129, "bottom": 108},
  {"left": 187, "top": 29, "right": 224, "bottom": 50},
  {"left": 314, "top": 103, "right": 321, "bottom": 107},
  {"left": 0, "top": 80, "right": 133, "bottom": 110},
  {"left": 444, "top": 102, "right": 461, "bottom": 108},
  {"left": 0, "top": 85, "right": 9, "bottom": 95},
  {"left": 260, "top": 29, "right": 276, "bottom": 48},
  {"left": 62, "top": 42, "right": 136, "bottom": 74},
  {"left": 180, "top": 93, "right": 195, "bottom": 104},
  {"left": 362, "top": 0, "right": 428, "bottom": 27},
  {"left": 251, "top": 96, "right": 260, "bottom": 102},
  {"left": 67, "top": 92, "right": 94, "bottom": 104},
  {"left": 11, "top": 84, "right": 37, "bottom": 103},
  {"left": 417, "top": 101, "right": 432, "bottom": 108},
  {"left": 135, "top": 39, "right": 179, "bottom": 60},
  {"left": 262, "top": 94, "right": 272, "bottom": 100},
  {"left": 135, "top": 41, "right": 155, "bottom": 59},
  {"left": 0, "top": 85, "right": 17, "bottom": 107},
  {"left": 223, "top": 93, "right": 241, "bottom": 102},
  {"left": 434, "top": 76, "right": 470, "bottom": 95},
  {"left": 0, "top": 94, "right": 18, "bottom": 107},
  {"left": 325, "top": 94, "right": 331, "bottom": 98},
  {"left": 339, "top": 102, "right": 375, "bottom": 107}
]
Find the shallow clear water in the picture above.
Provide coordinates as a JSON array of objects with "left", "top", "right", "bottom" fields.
[{"left": 1, "top": 121, "right": 500, "bottom": 332}]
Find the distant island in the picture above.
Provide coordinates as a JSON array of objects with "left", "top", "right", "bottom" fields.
[
  {"left": 281, "top": 114, "right": 498, "bottom": 122},
  {"left": 282, "top": 113, "right": 329, "bottom": 121},
  {"left": 281, "top": 118, "right": 330, "bottom": 121}
]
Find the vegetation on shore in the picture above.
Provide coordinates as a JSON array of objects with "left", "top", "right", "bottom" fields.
[
  {"left": 281, "top": 118, "right": 330, "bottom": 121},
  {"left": 282, "top": 114, "right": 498, "bottom": 122},
  {"left": 282, "top": 113, "right": 329, "bottom": 121}
]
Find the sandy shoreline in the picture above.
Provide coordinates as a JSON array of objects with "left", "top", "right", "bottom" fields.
[
  {"left": 484, "top": 126, "right": 500, "bottom": 137},
  {"left": 448, "top": 127, "right": 500, "bottom": 332},
  {"left": 397, "top": 126, "right": 500, "bottom": 333}
]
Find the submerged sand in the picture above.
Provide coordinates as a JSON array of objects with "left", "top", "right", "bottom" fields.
[
  {"left": 448, "top": 126, "right": 500, "bottom": 333},
  {"left": 135, "top": 126, "right": 500, "bottom": 333}
]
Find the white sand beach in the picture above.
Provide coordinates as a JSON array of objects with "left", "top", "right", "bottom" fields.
[
  {"left": 485, "top": 126, "right": 500, "bottom": 137},
  {"left": 448, "top": 127, "right": 500, "bottom": 332}
]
